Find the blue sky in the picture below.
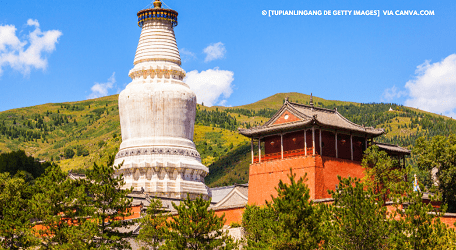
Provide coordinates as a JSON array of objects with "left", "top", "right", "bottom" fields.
[{"left": 1, "top": 0, "right": 455, "bottom": 117}]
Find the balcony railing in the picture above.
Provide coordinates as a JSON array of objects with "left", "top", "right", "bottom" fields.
[{"left": 253, "top": 147, "right": 314, "bottom": 163}]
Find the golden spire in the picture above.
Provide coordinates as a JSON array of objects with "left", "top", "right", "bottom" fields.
[{"left": 153, "top": 0, "right": 162, "bottom": 8}]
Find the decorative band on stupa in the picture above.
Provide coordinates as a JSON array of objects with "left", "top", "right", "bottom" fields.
[{"left": 137, "top": 0, "right": 178, "bottom": 28}]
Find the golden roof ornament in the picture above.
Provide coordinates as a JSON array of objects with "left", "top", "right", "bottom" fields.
[{"left": 153, "top": 0, "right": 162, "bottom": 8}]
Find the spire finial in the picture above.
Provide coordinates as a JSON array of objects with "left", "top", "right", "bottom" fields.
[
  {"left": 310, "top": 93, "right": 314, "bottom": 107},
  {"left": 153, "top": 0, "right": 162, "bottom": 8}
]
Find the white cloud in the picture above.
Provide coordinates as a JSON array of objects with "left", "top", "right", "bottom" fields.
[
  {"left": 0, "top": 19, "right": 62, "bottom": 76},
  {"left": 26, "top": 19, "right": 40, "bottom": 27},
  {"left": 183, "top": 67, "right": 234, "bottom": 106},
  {"left": 203, "top": 42, "right": 226, "bottom": 62},
  {"left": 180, "top": 48, "right": 196, "bottom": 63},
  {"left": 404, "top": 54, "right": 456, "bottom": 116},
  {"left": 381, "top": 85, "right": 407, "bottom": 102},
  {"left": 87, "top": 72, "right": 116, "bottom": 99}
]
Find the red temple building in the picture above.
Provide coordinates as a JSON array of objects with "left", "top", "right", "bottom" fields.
[{"left": 239, "top": 96, "right": 410, "bottom": 205}]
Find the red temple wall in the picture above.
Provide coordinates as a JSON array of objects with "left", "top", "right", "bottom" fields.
[
  {"left": 248, "top": 155, "right": 366, "bottom": 205},
  {"left": 353, "top": 136, "right": 365, "bottom": 162},
  {"left": 283, "top": 131, "right": 304, "bottom": 152},
  {"left": 440, "top": 215, "right": 456, "bottom": 229},
  {"left": 337, "top": 133, "right": 351, "bottom": 160},
  {"left": 320, "top": 156, "right": 365, "bottom": 198},
  {"left": 264, "top": 135, "right": 281, "bottom": 155},
  {"left": 306, "top": 129, "right": 313, "bottom": 151},
  {"left": 248, "top": 156, "right": 318, "bottom": 205},
  {"left": 321, "top": 130, "right": 336, "bottom": 158},
  {"left": 214, "top": 207, "right": 245, "bottom": 225}
]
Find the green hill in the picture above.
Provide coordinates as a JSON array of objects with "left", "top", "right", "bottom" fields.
[{"left": 1, "top": 92, "right": 455, "bottom": 187}]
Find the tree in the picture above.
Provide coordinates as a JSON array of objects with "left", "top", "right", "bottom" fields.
[
  {"left": 162, "top": 195, "right": 238, "bottom": 250},
  {"left": 29, "top": 164, "right": 97, "bottom": 249},
  {"left": 242, "top": 170, "right": 325, "bottom": 249},
  {"left": 64, "top": 148, "right": 75, "bottom": 159},
  {"left": 0, "top": 150, "right": 47, "bottom": 179},
  {"left": 136, "top": 198, "right": 168, "bottom": 250},
  {"left": 242, "top": 205, "right": 276, "bottom": 249},
  {"left": 324, "top": 176, "right": 394, "bottom": 249},
  {"left": 361, "top": 142, "right": 456, "bottom": 249},
  {"left": 413, "top": 134, "right": 456, "bottom": 212},
  {"left": 0, "top": 173, "right": 38, "bottom": 249},
  {"left": 362, "top": 145, "right": 407, "bottom": 204},
  {"left": 392, "top": 188, "right": 456, "bottom": 249},
  {"left": 84, "top": 160, "right": 134, "bottom": 249}
]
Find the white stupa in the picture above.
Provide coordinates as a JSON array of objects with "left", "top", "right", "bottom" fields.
[{"left": 114, "top": 0, "right": 209, "bottom": 199}]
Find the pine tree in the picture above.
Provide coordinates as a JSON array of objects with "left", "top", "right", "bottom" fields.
[
  {"left": 242, "top": 204, "right": 276, "bottom": 249},
  {"left": 162, "top": 195, "right": 239, "bottom": 250},
  {"left": 392, "top": 188, "right": 456, "bottom": 249},
  {"left": 413, "top": 134, "right": 456, "bottom": 212},
  {"left": 362, "top": 145, "right": 407, "bottom": 204},
  {"left": 29, "top": 164, "right": 97, "bottom": 248},
  {"left": 84, "top": 159, "right": 134, "bottom": 249},
  {"left": 0, "top": 173, "right": 38, "bottom": 249},
  {"left": 243, "top": 170, "right": 325, "bottom": 249},
  {"left": 324, "top": 176, "right": 393, "bottom": 249},
  {"left": 136, "top": 198, "right": 168, "bottom": 250}
]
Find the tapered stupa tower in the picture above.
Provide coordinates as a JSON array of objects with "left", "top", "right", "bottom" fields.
[{"left": 114, "top": 0, "right": 209, "bottom": 199}]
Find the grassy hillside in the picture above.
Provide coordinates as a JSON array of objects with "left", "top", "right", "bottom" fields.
[{"left": 1, "top": 92, "right": 456, "bottom": 187}]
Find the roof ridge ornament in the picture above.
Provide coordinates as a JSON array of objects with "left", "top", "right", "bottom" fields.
[
  {"left": 285, "top": 97, "right": 289, "bottom": 103},
  {"left": 310, "top": 93, "right": 314, "bottom": 107},
  {"left": 153, "top": 0, "right": 162, "bottom": 8}
]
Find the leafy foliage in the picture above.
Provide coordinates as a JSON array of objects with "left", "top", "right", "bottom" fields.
[
  {"left": 324, "top": 176, "right": 393, "bottom": 249},
  {"left": 362, "top": 145, "right": 408, "bottom": 204},
  {"left": 162, "top": 195, "right": 239, "bottom": 250},
  {"left": 0, "top": 150, "right": 48, "bottom": 179},
  {"left": 136, "top": 199, "right": 168, "bottom": 250},
  {"left": 29, "top": 164, "right": 97, "bottom": 249},
  {"left": 243, "top": 170, "right": 325, "bottom": 249},
  {"left": 413, "top": 134, "right": 456, "bottom": 212},
  {"left": 242, "top": 205, "right": 276, "bottom": 249},
  {"left": 196, "top": 107, "right": 240, "bottom": 131},
  {"left": 84, "top": 159, "right": 134, "bottom": 249},
  {"left": 393, "top": 188, "right": 455, "bottom": 249},
  {"left": 0, "top": 173, "right": 37, "bottom": 249}
]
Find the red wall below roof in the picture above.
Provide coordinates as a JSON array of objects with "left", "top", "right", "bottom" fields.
[
  {"left": 248, "top": 155, "right": 365, "bottom": 205},
  {"left": 214, "top": 207, "right": 245, "bottom": 225}
]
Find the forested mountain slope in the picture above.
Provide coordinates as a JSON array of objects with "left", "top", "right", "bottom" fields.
[{"left": 1, "top": 92, "right": 455, "bottom": 187}]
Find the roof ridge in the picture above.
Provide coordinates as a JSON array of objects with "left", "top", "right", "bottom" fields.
[
  {"left": 289, "top": 101, "right": 336, "bottom": 113},
  {"left": 210, "top": 185, "right": 236, "bottom": 190},
  {"left": 263, "top": 103, "right": 288, "bottom": 126},
  {"left": 334, "top": 109, "right": 383, "bottom": 132}
]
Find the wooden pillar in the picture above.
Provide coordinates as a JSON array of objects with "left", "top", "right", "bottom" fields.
[
  {"left": 319, "top": 128, "right": 322, "bottom": 156},
  {"left": 258, "top": 138, "right": 261, "bottom": 163},
  {"left": 365, "top": 136, "right": 368, "bottom": 151},
  {"left": 335, "top": 131, "right": 338, "bottom": 158},
  {"left": 251, "top": 138, "right": 254, "bottom": 164},
  {"left": 280, "top": 133, "right": 284, "bottom": 159},
  {"left": 312, "top": 126, "right": 315, "bottom": 155},
  {"left": 350, "top": 134, "right": 353, "bottom": 161},
  {"left": 304, "top": 129, "right": 307, "bottom": 156}
]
